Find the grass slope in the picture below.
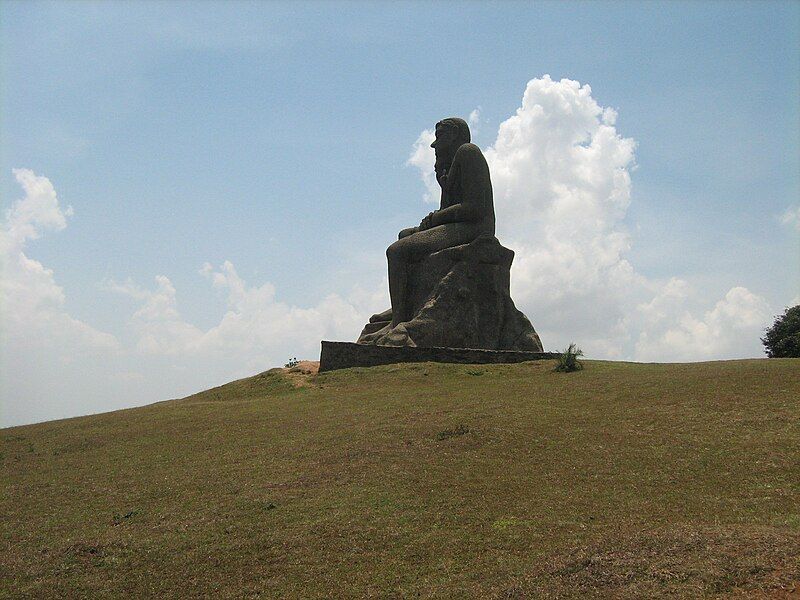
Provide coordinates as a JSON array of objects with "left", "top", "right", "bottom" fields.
[{"left": 2, "top": 359, "right": 799, "bottom": 598}]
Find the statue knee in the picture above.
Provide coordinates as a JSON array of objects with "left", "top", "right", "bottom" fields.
[{"left": 386, "top": 240, "right": 406, "bottom": 262}]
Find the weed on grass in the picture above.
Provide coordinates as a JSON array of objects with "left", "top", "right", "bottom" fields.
[
  {"left": 554, "top": 343, "right": 584, "bottom": 373},
  {"left": 436, "top": 424, "right": 470, "bottom": 441},
  {"left": 111, "top": 510, "right": 139, "bottom": 525}
]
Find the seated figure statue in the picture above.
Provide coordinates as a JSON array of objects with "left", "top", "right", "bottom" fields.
[
  {"left": 358, "top": 117, "right": 543, "bottom": 351},
  {"left": 388, "top": 117, "right": 493, "bottom": 325}
]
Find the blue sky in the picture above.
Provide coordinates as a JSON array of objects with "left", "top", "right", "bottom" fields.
[{"left": 2, "top": 1, "right": 799, "bottom": 426}]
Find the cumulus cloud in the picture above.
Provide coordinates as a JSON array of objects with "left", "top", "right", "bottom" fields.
[
  {"left": 2, "top": 168, "right": 385, "bottom": 426},
  {"left": 1, "top": 170, "right": 119, "bottom": 425},
  {"left": 482, "top": 76, "right": 641, "bottom": 352},
  {"left": 409, "top": 75, "right": 773, "bottom": 360},
  {"left": 1, "top": 169, "right": 116, "bottom": 352},
  {"left": 107, "top": 260, "right": 380, "bottom": 377},
  {"left": 106, "top": 275, "right": 204, "bottom": 355},
  {"left": 406, "top": 128, "right": 437, "bottom": 204},
  {"left": 3, "top": 168, "right": 73, "bottom": 245},
  {"left": 634, "top": 281, "right": 770, "bottom": 361}
]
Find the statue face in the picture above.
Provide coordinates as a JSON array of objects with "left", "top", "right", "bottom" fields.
[{"left": 430, "top": 126, "right": 459, "bottom": 167}]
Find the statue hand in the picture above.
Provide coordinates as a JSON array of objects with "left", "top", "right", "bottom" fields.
[{"left": 398, "top": 226, "right": 419, "bottom": 239}]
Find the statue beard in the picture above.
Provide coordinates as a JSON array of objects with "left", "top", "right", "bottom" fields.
[{"left": 434, "top": 152, "right": 454, "bottom": 176}]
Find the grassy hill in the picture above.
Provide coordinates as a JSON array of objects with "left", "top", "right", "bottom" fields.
[{"left": 2, "top": 358, "right": 799, "bottom": 598}]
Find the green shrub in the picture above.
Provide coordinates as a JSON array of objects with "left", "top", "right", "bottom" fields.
[
  {"left": 112, "top": 510, "right": 139, "bottom": 526},
  {"left": 436, "top": 424, "right": 470, "bottom": 441},
  {"left": 553, "top": 343, "right": 584, "bottom": 372},
  {"left": 762, "top": 305, "right": 800, "bottom": 358}
]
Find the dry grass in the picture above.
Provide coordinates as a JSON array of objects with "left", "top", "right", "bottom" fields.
[{"left": 2, "top": 358, "right": 799, "bottom": 598}]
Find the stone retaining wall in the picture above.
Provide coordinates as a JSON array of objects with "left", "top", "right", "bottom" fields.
[{"left": 319, "top": 340, "right": 559, "bottom": 372}]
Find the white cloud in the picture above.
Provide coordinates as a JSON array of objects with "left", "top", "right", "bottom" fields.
[
  {"left": 1, "top": 169, "right": 385, "bottom": 426},
  {"left": 107, "top": 274, "right": 204, "bottom": 355},
  {"left": 406, "top": 128, "right": 438, "bottom": 204},
  {"left": 410, "top": 76, "right": 773, "bottom": 360},
  {"left": 3, "top": 168, "right": 74, "bottom": 246},
  {"left": 482, "top": 77, "right": 642, "bottom": 353},
  {"left": 1, "top": 169, "right": 115, "bottom": 352},
  {"left": 1, "top": 170, "right": 119, "bottom": 426},
  {"left": 468, "top": 107, "right": 481, "bottom": 132},
  {"left": 634, "top": 282, "right": 770, "bottom": 361},
  {"left": 107, "top": 260, "right": 380, "bottom": 378},
  {"left": 781, "top": 205, "right": 800, "bottom": 231}
]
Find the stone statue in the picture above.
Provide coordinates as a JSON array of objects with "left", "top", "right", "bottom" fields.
[
  {"left": 358, "top": 117, "right": 543, "bottom": 351},
  {"left": 387, "top": 118, "right": 494, "bottom": 326}
]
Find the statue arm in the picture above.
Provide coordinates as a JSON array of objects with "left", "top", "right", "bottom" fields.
[{"left": 427, "top": 202, "right": 478, "bottom": 227}]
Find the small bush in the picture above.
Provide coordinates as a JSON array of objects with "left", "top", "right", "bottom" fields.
[
  {"left": 553, "top": 343, "right": 584, "bottom": 372},
  {"left": 284, "top": 357, "right": 299, "bottom": 368},
  {"left": 762, "top": 305, "right": 800, "bottom": 358},
  {"left": 112, "top": 510, "right": 139, "bottom": 525},
  {"left": 436, "top": 424, "right": 470, "bottom": 441}
]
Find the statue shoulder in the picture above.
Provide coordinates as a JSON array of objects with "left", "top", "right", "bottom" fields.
[
  {"left": 454, "top": 142, "right": 485, "bottom": 161},
  {"left": 452, "top": 143, "right": 489, "bottom": 176}
]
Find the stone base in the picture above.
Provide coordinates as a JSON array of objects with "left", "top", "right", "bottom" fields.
[
  {"left": 318, "top": 340, "right": 559, "bottom": 372},
  {"left": 357, "top": 235, "right": 543, "bottom": 351}
]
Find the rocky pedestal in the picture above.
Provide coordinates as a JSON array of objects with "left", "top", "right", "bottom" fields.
[{"left": 357, "top": 235, "right": 543, "bottom": 351}]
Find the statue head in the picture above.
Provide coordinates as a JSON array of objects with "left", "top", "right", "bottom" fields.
[{"left": 431, "top": 117, "right": 470, "bottom": 170}]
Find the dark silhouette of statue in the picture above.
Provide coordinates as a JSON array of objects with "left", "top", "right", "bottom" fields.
[
  {"left": 387, "top": 118, "right": 494, "bottom": 325},
  {"left": 358, "top": 117, "right": 543, "bottom": 351}
]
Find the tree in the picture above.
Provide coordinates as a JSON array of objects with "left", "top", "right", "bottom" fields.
[{"left": 761, "top": 305, "right": 800, "bottom": 358}]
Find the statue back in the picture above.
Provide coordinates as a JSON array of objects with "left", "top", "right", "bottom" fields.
[{"left": 442, "top": 142, "right": 495, "bottom": 236}]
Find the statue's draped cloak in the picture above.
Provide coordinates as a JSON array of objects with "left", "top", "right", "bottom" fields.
[{"left": 441, "top": 143, "right": 496, "bottom": 236}]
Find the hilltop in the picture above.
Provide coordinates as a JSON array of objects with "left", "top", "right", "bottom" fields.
[{"left": 2, "top": 358, "right": 799, "bottom": 598}]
